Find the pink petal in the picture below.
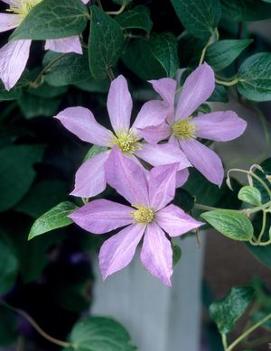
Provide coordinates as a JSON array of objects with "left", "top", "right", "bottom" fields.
[
  {"left": 132, "top": 100, "right": 168, "bottom": 130},
  {"left": 55, "top": 107, "right": 113, "bottom": 146},
  {"left": 99, "top": 224, "right": 145, "bottom": 279},
  {"left": 148, "top": 164, "right": 178, "bottom": 211},
  {"left": 193, "top": 111, "right": 247, "bottom": 142},
  {"left": 180, "top": 139, "right": 224, "bottom": 186},
  {"left": 105, "top": 148, "right": 149, "bottom": 206},
  {"left": 140, "top": 223, "right": 172, "bottom": 287},
  {"left": 0, "top": 39, "right": 31, "bottom": 90},
  {"left": 176, "top": 168, "right": 189, "bottom": 187},
  {"left": 107, "top": 75, "right": 132, "bottom": 134},
  {"left": 149, "top": 78, "right": 176, "bottom": 109},
  {"left": 138, "top": 122, "right": 171, "bottom": 144},
  {"left": 70, "top": 150, "right": 110, "bottom": 198},
  {"left": 156, "top": 204, "right": 203, "bottom": 237},
  {"left": 69, "top": 199, "right": 133, "bottom": 234},
  {"left": 175, "top": 63, "right": 215, "bottom": 120},
  {"left": 0, "top": 13, "right": 20, "bottom": 32},
  {"left": 135, "top": 143, "right": 191, "bottom": 171},
  {"left": 45, "top": 36, "right": 82, "bottom": 54}
]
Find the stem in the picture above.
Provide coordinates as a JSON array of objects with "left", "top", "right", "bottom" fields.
[
  {"left": 0, "top": 300, "right": 71, "bottom": 349},
  {"left": 199, "top": 29, "right": 219, "bottom": 65},
  {"left": 257, "top": 210, "right": 267, "bottom": 243},
  {"left": 215, "top": 77, "right": 240, "bottom": 87},
  {"left": 222, "top": 334, "right": 228, "bottom": 350},
  {"left": 107, "top": 1, "right": 127, "bottom": 15},
  {"left": 107, "top": 67, "right": 115, "bottom": 81},
  {"left": 226, "top": 312, "right": 271, "bottom": 351}
]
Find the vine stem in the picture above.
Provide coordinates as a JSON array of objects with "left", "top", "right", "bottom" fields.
[
  {"left": 0, "top": 300, "right": 71, "bottom": 349},
  {"left": 106, "top": 1, "right": 127, "bottom": 15},
  {"left": 199, "top": 29, "right": 219, "bottom": 65},
  {"left": 226, "top": 312, "right": 271, "bottom": 351},
  {"left": 222, "top": 333, "right": 228, "bottom": 350},
  {"left": 215, "top": 78, "right": 240, "bottom": 86}
]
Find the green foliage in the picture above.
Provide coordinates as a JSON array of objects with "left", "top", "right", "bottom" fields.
[
  {"left": 209, "top": 286, "right": 255, "bottom": 334},
  {"left": 201, "top": 210, "right": 254, "bottom": 241},
  {"left": 89, "top": 6, "right": 124, "bottom": 79},
  {"left": 0, "top": 82, "right": 21, "bottom": 101},
  {"left": 0, "top": 307, "right": 17, "bottom": 347},
  {"left": 221, "top": 0, "right": 271, "bottom": 21},
  {"left": 67, "top": 317, "right": 136, "bottom": 351},
  {"left": 116, "top": 6, "right": 153, "bottom": 33},
  {"left": 18, "top": 92, "right": 61, "bottom": 118},
  {"left": 28, "top": 201, "right": 77, "bottom": 240},
  {"left": 11, "top": 0, "right": 88, "bottom": 40},
  {"left": 0, "top": 239, "right": 18, "bottom": 294},
  {"left": 172, "top": 243, "right": 182, "bottom": 266},
  {"left": 238, "top": 186, "right": 262, "bottom": 206}
]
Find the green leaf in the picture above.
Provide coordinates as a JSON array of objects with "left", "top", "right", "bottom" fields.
[
  {"left": 172, "top": 243, "right": 182, "bottom": 266},
  {"left": 247, "top": 244, "right": 271, "bottom": 270},
  {"left": 0, "top": 82, "right": 21, "bottom": 101},
  {"left": 0, "top": 145, "right": 44, "bottom": 212},
  {"left": 238, "top": 186, "right": 262, "bottom": 206},
  {"left": 209, "top": 286, "right": 255, "bottom": 334},
  {"left": 11, "top": 0, "right": 88, "bottom": 40},
  {"left": 113, "top": 0, "right": 133, "bottom": 4},
  {"left": 84, "top": 145, "right": 108, "bottom": 162},
  {"left": 43, "top": 51, "right": 90, "bottom": 87},
  {"left": 74, "top": 78, "right": 110, "bottom": 93},
  {"left": 221, "top": 0, "right": 271, "bottom": 21},
  {"left": 208, "top": 85, "right": 228, "bottom": 102},
  {"left": 206, "top": 39, "right": 253, "bottom": 71},
  {"left": 28, "top": 83, "right": 67, "bottom": 98},
  {"left": 18, "top": 92, "right": 61, "bottom": 118},
  {"left": 0, "top": 240, "right": 18, "bottom": 295},
  {"left": 237, "top": 53, "right": 271, "bottom": 102},
  {"left": 116, "top": 6, "right": 153, "bottom": 33},
  {"left": 170, "top": 0, "right": 221, "bottom": 39},
  {"left": 201, "top": 210, "right": 254, "bottom": 241},
  {"left": 0, "top": 307, "right": 17, "bottom": 347},
  {"left": 122, "top": 33, "right": 179, "bottom": 79},
  {"left": 28, "top": 201, "right": 77, "bottom": 240},
  {"left": 88, "top": 6, "right": 125, "bottom": 79},
  {"left": 67, "top": 317, "right": 136, "bottom": 351}
]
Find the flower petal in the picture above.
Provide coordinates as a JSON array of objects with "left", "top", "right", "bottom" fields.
[
  {"left": 69, "top": 199, "right": 133, "bottom": 234},
  {"left": 55, "top": 107, "right": 113, "bottom": 146},
  {"left": 70, "top": 150, "right": 110, "bottom": 198},
  {"left": 99, "top": 224, "right": 145, "bottom": 279},
  {"left": 180, "top": 139, "right": 224, "bottom": 186},
  {"left": 107, "top": 75, "right": 132, "bottom": 134},
  {"left": 175, "top": 63, "right": 215, "bottom": 120},
  {"left": 193, "top": 111, "right": 247, "bottom": 141},
  {"left": 45, "top": 36, "right": 82, "bottom": 54},
  {"left": 0, "top": 39, "right": 31, "bottom": 90},
  {"left": 0, "top": 13, "right": 20, "bottom": 32},
  {"left": 137, "top": 122, "right": 171, "bottom": 144},
  {"left": 132, "top": 100, "right": 168, "bottom": 130},
  {"left": 176, "top": 168, "right": 189, "bottom": 187},
  {"left": 149, "top": 78, "right": 176, "bottom": 108},
  {"left": 140, "top": 223, "right": 172, "bottom": 287},
  {"left": 156, "top": 204, "right": 203, "bottom": 237},
  {"left": 135, "top": 143, "right": 191, "bottom": 170},
  {"left": 81, "top": 0, "right": 90, "bottom": 3},
  {"left": 105, "top": 148, "right": 149, "bottom": 206},
  {"left": 148, "top": 164, "right": 178, "bottom": 211}
]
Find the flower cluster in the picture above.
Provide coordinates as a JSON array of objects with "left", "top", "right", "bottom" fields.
[{"left": 55, "top": 64, "right": 247, "bottom": 286}]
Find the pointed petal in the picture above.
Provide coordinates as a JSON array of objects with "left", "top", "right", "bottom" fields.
[
  {"left": 149, "top": 78, "right": 176, "bottom": 108},
  {"left": 138, "top": 122, "right": 171, "bottom": 144},
  {"left": 193, "top": 111, "right": 247, "bottom": 141},
  {"left": 132, "top": 100, "right": 168, "bottom": 130},
  {"left": 69, "top": 199, "right": 133, "bottom": 234},
  {"left": 105, "top": 148, "right": 149, "bottom": 205},
  {"left": 135, "top": 143, "right": 191, "bottom": 170},
  {"left": 140, "top": 223, "right": 172, "bottom": 287},
  {"left": 156, "top": 204, "right": 203, "bottom": 237},
  {"left": 0, "top": 13, "right": 20, "bottom": 32},
  {"left": 45, "top": 36, "right": 82, "bottom": 54},
  {"left": 148, "top": 164, "right": 178, "bottom": 211},
  {"left": 55, "top": 107, "right": 113, "bottom": 146},
  {"left": 176, "top": 63, "right": 215, "bottom": 120},
  {"left": 176, "top": 168, "right": 189, "bottom": 187},
  {"left": 180, "top": 139, "right": 224, "bottom": 186},
  {"left": 81, "top": 0, "right": 90, "bottom": 3},
  {"left": 107, "top": 75, "right": 132, "bottom": 134},
  {"left": 71, "top": 151, "right": 110, "bottom": 198},
  {"left": 99, "top": 224, "right": 145, "bottom": 279},
  {"left": 0, "top": 39, "right": 31, "bottom": 90}
]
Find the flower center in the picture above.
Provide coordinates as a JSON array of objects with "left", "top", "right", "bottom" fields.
[
  {"left": 112, "top": 132, "right": 140, "bottom": 154},
  {"left": 8, "top": 0, "right": 42, "bottom": 20},
  {"left": 171, "top": 117, "right": 196, "bottom": 140},
  {"left": 133, "top": 206, "right": 155, "bottom": 224}
]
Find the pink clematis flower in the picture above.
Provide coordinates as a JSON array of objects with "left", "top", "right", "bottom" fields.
[
  {"left": 140, "top": 63, "right": 247, "bottom": 186},
  {"left": 0, "top": 0, "right": 90, "bottom": 90},
  {"left": 55, "top": 75, "right": 191, "bottom": 199},
  {"left": 70, "top": 149, "right": 203, "bottom": 286}
]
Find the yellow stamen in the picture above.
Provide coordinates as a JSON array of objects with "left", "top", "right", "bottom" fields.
[
  {"left": 112, "top": 132, "right": 140, "bottom": 154},
  {"left": 132, "top": 206, "right": 155, "bottom": 224},
  {"left": 171, "top": 117, "right": 196, "bottom": 140},
  {"left": 8, "top": 0, "right": 42, "bottom": 20}
]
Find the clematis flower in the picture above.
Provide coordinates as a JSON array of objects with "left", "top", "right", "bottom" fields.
[
  {"left": 0, "top": 0, "right": 90, "bottom": 90},
  {"left": 55, "top": 75, "right": 191, "bottom": 199},
  {"left": 70, "top": 149, "right": 203, "bottom": 286},
  {"left": 140, "top": 63, "right": 247, "bottom": 186}
]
